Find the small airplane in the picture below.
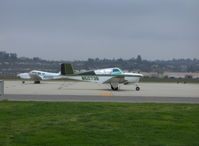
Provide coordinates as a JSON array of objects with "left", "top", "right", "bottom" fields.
[
  {"left": 60, "top": 64, "right": 143, "bottom": 91},
  {"left": 17, "top": 70, "right": 61, "bottom": 84}
]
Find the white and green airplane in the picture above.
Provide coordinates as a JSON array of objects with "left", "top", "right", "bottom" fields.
[{"left": 60, "top": 64, "right": 143, "bottom": 91}]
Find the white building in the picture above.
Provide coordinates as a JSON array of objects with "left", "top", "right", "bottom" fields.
[{"left": 163, "top": 72, "right": 199, "bottom": 79}]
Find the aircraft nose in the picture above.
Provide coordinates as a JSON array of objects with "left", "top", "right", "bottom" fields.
[{"left": 17, "top": 73, "right": 21, "bottom": 78}]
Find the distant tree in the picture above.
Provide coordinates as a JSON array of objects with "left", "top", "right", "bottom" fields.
[
  {"left": 1, "top": 51, "right": 199, "bottom": 77},
  {"left": 88, "top": 58, "right": 94, "bottom": 63},
  {"left": 9, "top": 53, "right": 17, "bottom": 60},
  {"left": 33, "top": 57, "right": 41, "bottom": 61},
  {"left": 136, "top": 55, "right": 142, "bottom": 63},
  {"left": 0, "top": 51, "right": 9, "bottom": 60},
  {"left": 187, "top": 65, "right": 195, "bottom": 72}
]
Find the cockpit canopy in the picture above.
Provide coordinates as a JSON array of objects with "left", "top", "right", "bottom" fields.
[
  {"left": 30, "top": 70, "right": 45, "bottom": 76},
  {"left": 94, "top": 68, "right": 123, "bottom": 75},
  {"left": 112, "top": 68, "right": 123, "bottom": 75}
]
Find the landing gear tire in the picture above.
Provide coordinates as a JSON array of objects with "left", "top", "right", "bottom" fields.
[
  {"left": 111, "top": 86, "right": 118, "bottom": 91},
  {"left": 111, "top": 85, "right": 118, "bottom": 91},
  {"left": 110, "top": 83, "right": 119, "bottom": 91},
  {"left": 34, "top": 81, "right": 40, "bottom": 84},
  {"left": 136, "top": 86, "right": 140, "bottom": 91}
]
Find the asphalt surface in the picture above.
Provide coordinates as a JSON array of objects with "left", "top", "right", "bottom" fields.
[
  {"left": 1, "top": 94, "right": 199, "bottom": 103},
  {"left": 1, "top": 81, "right": 199, "bottom": 103}
]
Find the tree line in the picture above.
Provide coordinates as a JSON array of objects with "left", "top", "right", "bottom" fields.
[{"left": 1, "top": 51, "right": 199, "bottom": 77}]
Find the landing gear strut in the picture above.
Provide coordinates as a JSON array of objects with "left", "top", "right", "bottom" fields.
[
  {"left": 110, "top": 83, "right": 119, "bottom": 91},
  {"left": 111, "top": 85, "right": 118, "bottom": 91}
]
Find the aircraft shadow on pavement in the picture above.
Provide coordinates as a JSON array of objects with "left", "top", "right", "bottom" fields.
[
  {"left": 97, "top": 89, "right": 137, "bottom": 92},
  {"left": 59, "top": 88, "right": 136, "bottom": 92}
]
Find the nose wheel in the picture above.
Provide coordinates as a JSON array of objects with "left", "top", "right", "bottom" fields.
[
  {"left": 136, "top": 86, "right": 140, "bottom": 91},
  {"left": 135, "top": 84, "right": 140, "bottom": 91}
]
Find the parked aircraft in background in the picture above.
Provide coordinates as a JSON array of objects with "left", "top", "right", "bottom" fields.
[
  {"left": 17, "top": 70, "right": 61, "bottom": 84},
  {"left": 60, "top": 64, "right": 143, "bottom": 91}
]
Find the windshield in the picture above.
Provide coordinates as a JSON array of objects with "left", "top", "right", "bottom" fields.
[{"left": 112, "top": 68, "right": 122, "bottom": 74}]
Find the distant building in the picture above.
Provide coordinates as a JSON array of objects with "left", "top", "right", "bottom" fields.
[
  {"left": 140, "top": 72, "right": 163, "bottom": 78},
  {"left": 137, "top": 71, "right": 199, "bottom": 79},
  {"left": 163, "top": 72, "right": 199, "bottom": 79}
]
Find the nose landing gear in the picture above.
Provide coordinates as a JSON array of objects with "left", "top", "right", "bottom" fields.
[
  {"left": 136, "top": 86, "right": 140, "bottom": 91},
  {"left": 135, "top": 84, "right": 140, "bottom": 91}
]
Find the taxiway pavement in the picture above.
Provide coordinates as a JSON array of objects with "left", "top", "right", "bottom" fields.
[{"left": 1, "top": 81, "right": 199, "bottom": 103}]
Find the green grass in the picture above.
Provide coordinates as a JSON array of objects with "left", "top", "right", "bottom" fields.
[{"left": 0, "top": 101, "right": 199, "bottom": 146}]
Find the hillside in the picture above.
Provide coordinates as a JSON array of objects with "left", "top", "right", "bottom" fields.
[{"left": 1, "top": 51, "right": 199, "bottom": 77}]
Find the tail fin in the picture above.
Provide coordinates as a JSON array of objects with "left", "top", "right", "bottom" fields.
[{"left": 61, "top": 64, "right": 74, "bottom": 75}]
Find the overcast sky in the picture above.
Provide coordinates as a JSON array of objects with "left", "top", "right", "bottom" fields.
[{"left": 0, "top": 0, "right": 199, "bottom": 60}]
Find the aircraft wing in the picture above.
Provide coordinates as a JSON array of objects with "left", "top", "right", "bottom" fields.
[{"left": 103, "top": 75, "right": 127, "bottom": 84}]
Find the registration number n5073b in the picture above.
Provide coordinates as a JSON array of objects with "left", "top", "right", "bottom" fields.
[{"left": 82, "top": 76, "right": 99, "bottom": 81}]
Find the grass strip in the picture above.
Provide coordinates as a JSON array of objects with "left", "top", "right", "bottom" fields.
[{"left": 0, "top": 101, "right": 199, "bottom": 145}]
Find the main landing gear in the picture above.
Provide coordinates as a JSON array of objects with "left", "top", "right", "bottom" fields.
[
  {"left": 34, "top": 80, "right": 40, "bottom": 84},
  {"left": 110, "top": 83, "right": 141, "bottom": 91},
  {"left": 110, "top": 83, "right": 119, "bottom": 91},
  {"left": 111, "top": 85, "right": 118, "bottom": 91}
]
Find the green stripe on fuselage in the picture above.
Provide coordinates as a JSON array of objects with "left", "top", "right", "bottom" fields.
[{"left": 73, "top": 74, "right": 141, "bottom": 77}]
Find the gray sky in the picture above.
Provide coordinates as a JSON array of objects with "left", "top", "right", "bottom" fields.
[{"left": 0, "top": 0, "right": 199, "bottom": 60}]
